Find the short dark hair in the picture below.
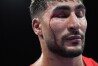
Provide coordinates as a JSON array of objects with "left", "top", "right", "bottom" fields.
[
  {"left": 29, "top": 0, "right": 83, "bottom": 19},
  {"left": 29, "top": 0, "right": 47, "bottom": 19}
]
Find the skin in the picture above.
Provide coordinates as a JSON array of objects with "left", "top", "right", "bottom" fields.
[{"left": 32, "top": 0, "right": 87, "bottom": 66}]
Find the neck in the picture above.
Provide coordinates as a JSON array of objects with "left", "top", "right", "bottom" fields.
[{"left": 35, "top": 39, "right": 85, "bottom": 66}]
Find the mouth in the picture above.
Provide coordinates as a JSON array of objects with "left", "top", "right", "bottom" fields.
[
  {"left": 66, "top": 35, "right": 82, "bottom": 40},
  {"left": 66, "top": 35, "right": 82, "bottom": 44}
]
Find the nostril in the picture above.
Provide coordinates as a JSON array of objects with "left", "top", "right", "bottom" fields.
[
  {"left": 68, "top": 27, "right": 76, "bottom": 32},
  {"left": 69, "top": 27, "right": 75, "bottom": 30},
  {"left": 68, "top": 27, "right": 79, "bottom": 35},
  {"left": 69, "top": 26, "right": 78, "bottom": 30}
]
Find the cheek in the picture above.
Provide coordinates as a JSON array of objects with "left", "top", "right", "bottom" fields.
[
  {"left": 80, "top": 18, "right": 87, "bottom": 32},
  {"left": 49, "top": 18, "right": 68, "bottom": 33},
  {"left": 41, "top": 21, "right": 56, "bottom": 40}
]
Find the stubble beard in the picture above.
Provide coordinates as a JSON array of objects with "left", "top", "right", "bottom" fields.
[{"left": 47, "top": 37, "right": 85, "bottom": 58}]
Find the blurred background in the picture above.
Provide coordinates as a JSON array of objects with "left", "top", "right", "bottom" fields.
[{"left": 1, "top": 0, "right": 98, "bottom": 66}]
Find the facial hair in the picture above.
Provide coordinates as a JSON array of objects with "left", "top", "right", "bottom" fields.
[{"left": 47, "top": 30, "right": 85, "bottom": 58}]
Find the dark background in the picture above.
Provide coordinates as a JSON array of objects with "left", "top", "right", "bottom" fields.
[{"left": 1, "top": 0, "right": 98, "bottom": 66}]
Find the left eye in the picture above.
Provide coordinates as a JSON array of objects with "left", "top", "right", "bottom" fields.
[{"left": 75, "top": 9, "right": 85, "bottom": 18}]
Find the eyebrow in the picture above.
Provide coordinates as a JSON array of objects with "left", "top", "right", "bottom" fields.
[
  {"left": 53, "top": 4, "right": 86, "bottom": 11},
  {"left": 53, "top": 5, "right": 70, "bottom": 11}
]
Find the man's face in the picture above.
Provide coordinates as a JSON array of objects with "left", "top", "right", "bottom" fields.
[{"left": 41, "top": 0, "right": 87, "bottom": 57}]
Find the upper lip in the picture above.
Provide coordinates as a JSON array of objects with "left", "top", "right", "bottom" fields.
[{"left": 66, "top": 35, "right": 82, "bottom": 40}]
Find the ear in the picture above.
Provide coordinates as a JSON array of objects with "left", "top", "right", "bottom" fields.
[{"left": 32, "top": 18, "right": 42, "bottom": 36}]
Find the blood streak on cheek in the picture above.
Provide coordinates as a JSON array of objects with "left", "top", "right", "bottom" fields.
[{"left": 49, "top": 18, "right": 60, "bottom": 48}]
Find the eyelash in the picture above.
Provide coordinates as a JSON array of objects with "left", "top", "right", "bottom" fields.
[{"left": 56, "top": 13, "right": 69, "bottom": 18}]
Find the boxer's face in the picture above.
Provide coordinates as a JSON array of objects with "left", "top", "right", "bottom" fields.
[{"left": 40, "top": 0, "right": 87, "bottom": 57}]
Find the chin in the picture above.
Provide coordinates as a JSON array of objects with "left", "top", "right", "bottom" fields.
[
  {"left": 60, "top": 45, "right": 84, "bottom": 58},
  {"left": 48, "top": 45, "right": 84, "bottom": 58},
  {"left": 47, "top": 40, "right": 84, "bottom": 58}
]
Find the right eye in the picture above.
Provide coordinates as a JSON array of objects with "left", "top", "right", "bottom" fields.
[
  {"left": 52, "top": 10, "right": 70, "bottom": 18},
  {"left": 56, "top": 13, "right": 69, "bottom": 18}
]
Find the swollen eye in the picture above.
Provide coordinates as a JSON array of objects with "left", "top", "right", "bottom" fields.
[
  {"left": 52, "top": 10, "right": 70, "bottom": 18},
  {"left": 75, "top": 9, "right": 85, "bottom": 18}
]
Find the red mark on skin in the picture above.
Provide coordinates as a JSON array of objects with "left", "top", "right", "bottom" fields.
[{"left": 49, "top": 18, "right": 60, "bottom": 49}]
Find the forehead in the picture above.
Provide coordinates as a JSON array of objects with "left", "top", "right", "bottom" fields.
[
  {"left": 46, "top": 0, "right": 82, "bottom": 9},
  {"left": 49, "top": 0, "right": 82, "bottom": 2},
  {"left": 42, "top": 0, "right": 83, "bottom": 20},
  {"left": 47, "top": 0, "right": 81, "bottom": 2}
]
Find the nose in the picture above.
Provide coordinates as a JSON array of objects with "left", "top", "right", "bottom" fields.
[{"left": 67, "top": 12, "right": 80, "bottom": 34}]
